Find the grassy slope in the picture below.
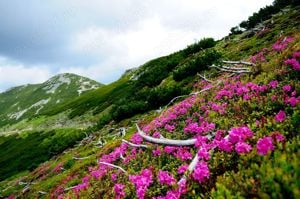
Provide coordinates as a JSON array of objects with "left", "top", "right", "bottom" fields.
[{"left": 1, "top": 5, "right": 299, "bottom": 199}]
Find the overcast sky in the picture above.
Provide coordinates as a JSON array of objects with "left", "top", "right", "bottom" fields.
[{"left": 0, "top": 0, "right": 273, "bottom": 92}]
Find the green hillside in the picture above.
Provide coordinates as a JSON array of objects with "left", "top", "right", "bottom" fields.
[{"left": 0, "top": 1, "right": 299, "bottom": 198}]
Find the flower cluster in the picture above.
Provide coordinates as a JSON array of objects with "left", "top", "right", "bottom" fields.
[
  {"left": 158, "top": 170, "right": 176, "bottom": 186},
  {"left": 114, "top": 183, "right": 126, "bottom": 199},
  {"left": 129, "top": 169, "right": 153, "bottom": 199},
  {"left": 256, "top": 137, "right": 274, "bottom": 156},
  {"left": 192, "top": 162, "right": 210, "bottom": 183},
  {"left": 272, "top": 37, "right": 294, "bottom": 52}
]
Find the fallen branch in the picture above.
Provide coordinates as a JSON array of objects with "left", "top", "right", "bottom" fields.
[
  {"left": 222, "top": 60, "right": 255, "bottom": 66},
  {"left": 197, "top": 74, "right": 214, "bottom": 83},
  {"left": 220, "top": 65, "right": 251, "bottom": 71},
  {"left": 73, "top": 156, "right": 90, "bottom": 160},
  {"left": 98, "top": 161, "right": 127, "bottom": 173},
  {"left": 178, "top": 152, "right": 199, "bottom": 184},
  {"left": 136, "top": 124, "right": 201, "bottom": 146},
  {"left": 64, "top": 185, "right": 77, "bottom": 192},
  {"left": 209, "top": 65, "right": 251, "bottom": 73},
  {"left": 38, "top": 191, "right": 47, "bottom": 195},
  {"left": 122, "top": 139, "right": 148, "bottom": 148}
]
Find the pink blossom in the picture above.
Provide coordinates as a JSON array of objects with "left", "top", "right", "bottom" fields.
[
  {"left": 158, "top": 170, "right": 176, "bottom": 186},
  {"left": 284, "top": 58, "right": 300, "bottom": 70},
  {"left": 152, "top": 131, "right": 161, "bottom": 138},
  {"left": 257, "top": 137, "right": 274, "bottom": 156},
  {"left": 287, "top": 97, "right": 298, "bottom": 107},
  {"left": 235, "top": 142, "right": 252, "bottom": 154},
  {"left": 192, "top": 162, "right": 210, "bottom": 183},
  {"left": 271, "top": 132, "right": 285, "bottom": 143},
  {"left": 174, "top": 147, "right": 193, "bottom": 161},
  {"left": 283, "top": 85, "right": 292, "bottom": 92},
  {"left": 177, "top": 165, "right": 188, "bottom": 174},
  {"left": 111, "top": 173, "right": 118, "bottom": 181},
  {"left": 268, "top": 80, "right": 278, "bottom": 89},
  {"left": 292, "top": 51, "right": 300, "bottom": 58},
  {"left": 228, "top": 126, "right": 254, "bottom": 144},
  {"left": 129, "top": 169, "right": 153, "bottom": 199},
  {"left": 271, "top": 95, "right": 277, "bottom": 101},
  {"left": 275, "top": 110, "right": 286, "bottom": 123},
  {"left": 198, "top": 148, "right": 211, "bottom": 160},
  {"left": 217, "top": 138, "right": 233, "bottom": 152},
  {"left": 164, "top": 146, "right": 177, "bottom": 154},
  {"left": 152, "top": 147, "right": 162, "bottom": 156},
  {"left": 114, "top": 183, "right": 126, "bottom": 199},
  {"left": 272, "top": 37, "right": 294, "bottom": 52},
  {"left": 130, "top": 133, "right": 143, "bottom": 144},
  {"left": 194, "top": 136, "right": 209, "bottom": 148},
  {"left": 165, "top": 124, "right": 175, "bottom": 132}
]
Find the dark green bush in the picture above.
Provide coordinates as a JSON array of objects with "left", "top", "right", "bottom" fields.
[
  {"left": 183, "top": 38, "right": 216, "bottom": 56},
  {"left": 173, "top": 49, "right": 222, "bottom": 81}
]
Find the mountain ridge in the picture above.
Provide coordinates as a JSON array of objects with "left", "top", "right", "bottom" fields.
[{"left": 0, "top": 73, "right": 103, "bottom": 127}]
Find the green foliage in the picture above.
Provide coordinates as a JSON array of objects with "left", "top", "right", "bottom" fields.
[
  {"left": 0, "top": 128, "right": 84, "bottom": 180},
  {"left": 182, "top": 38, "right": 216, "bottom": 56},
  {"left": 173, "top": 49, "right": 222, "bottom": 81},
  {"left": 239, "top": 0, "right": 299, "bottom": 30},
  {"left": 211, "top": 137, "right": 300, "bottom": 198}
]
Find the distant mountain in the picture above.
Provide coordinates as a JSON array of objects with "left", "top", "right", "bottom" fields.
[{"left": 0, "top": 73, "right": 102, "bottom": 126}]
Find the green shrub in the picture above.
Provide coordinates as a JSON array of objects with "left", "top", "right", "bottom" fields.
[{"left": 173, "top": 49, "right": 222, "bottom": 81}]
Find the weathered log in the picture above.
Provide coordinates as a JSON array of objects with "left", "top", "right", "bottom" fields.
[
  {"left": 122, "top": 139, "right": 148, "bottom": 148},
  {"left": 136, "top": 124, "right": 200, "bottom": 146},
  {"left": 222, "top": 60, "right": 255, "bottom": 66},
  {"left": 98, "top": 161, "right": 127, "bottom": 173}
]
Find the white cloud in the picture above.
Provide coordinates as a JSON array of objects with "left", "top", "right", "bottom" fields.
[
  {"left": 0, "top": 57, "right": 52, "bottom": 92},
  {"left": 69, "top": 0, "right": 273, "bottom": 83},
  {"left": 0, "top": 0, "right": 274, "bottom": 91}
]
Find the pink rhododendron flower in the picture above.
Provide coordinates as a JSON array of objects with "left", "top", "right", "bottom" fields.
[
  {"left": 165, "top": 124, "right": 175, "bottom": 132},
  {"left": 284, "top": 58, "right": 300, "bottom": 70},
  {"left": 194, "top": 136, "right": 209, "bottom": 148},
  {"left": 217, "top": 138, "right": 233, "bottom": 152},
  {"left": 275, "top": 110, "right": 286, "bottom": 122},
  {"left": 174, "top": 147, "right": 193, "bottom": 161},
  {"left": 164, "top": 146, "right": 177, "bottom": 154},
  {"left": 177, "top": 165, "right": 188, "bottom": 174},
  {"left": 198, "top": 148, "right": 211, "bottom": 160},
  {"left": 130, "top": 133, "right": 143, "bottom": 144},
  {"left": 235, "top": 142, "right": 252, "bottom": 154},
  {"left": 152, "top": 131, "right": 161, "bottom": 138},
  {"left": 129, "top": 169, "right": 153, "bottom": 199},
  {"left": 272, "top": 37, "right": 294, "bottom": 51},
  {"left": 158, "top": 170, "right": 176, "bottom": 186},
  {"left": 257, "top": 137, "right": 274, "bottom": 156},
  {"left": 271, "top": 132, "right": 285, "bottom": 143},
  {"left": 292, "top": 51, "right": 300, "bottom": 58},
  {"left": 114, "top": 183, "right": 126, "bottom": 199},
  {"left": 283, "top": 85, "right": 292, "bottom": 92},
  {"left": 152, "top": 147, "right": 162, "bottom": 156},
  {"left": 287, "top": 97, "right": 298, "bottom": 107},
  {"left": 268, "top": 80, "right": 278, "bottom": 88},
  {"left": 228, "top": 126, "right": 254, "bottom": 143},
  {"left": 192, "top": 162, "right": 210, "bottom": 183}
]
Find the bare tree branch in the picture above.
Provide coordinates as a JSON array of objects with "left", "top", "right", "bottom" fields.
[
  {"left": 222, "top": 60, "right": 255, "bottom": 66},
  {"left": 122, "top": 139, "right": 148, "bottom": 148},
  {"left": 98, "top": 161, "right": 127, "bottom": 173},
  {"left": 136, "top": 124, "right": 201, "bottom": 146},
  {"left": 38, "top": 191, "right": 47, "bottom": 195},
  {"left": 73, "top": 156, "right": 90, "bottom": 160},
  {"left": 197, "top": 73, "right": 214, "bottom": 83}
]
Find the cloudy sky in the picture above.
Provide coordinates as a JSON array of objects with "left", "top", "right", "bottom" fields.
[{"left": 0, "top": 0, "right": 273, "bottom": 92}]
